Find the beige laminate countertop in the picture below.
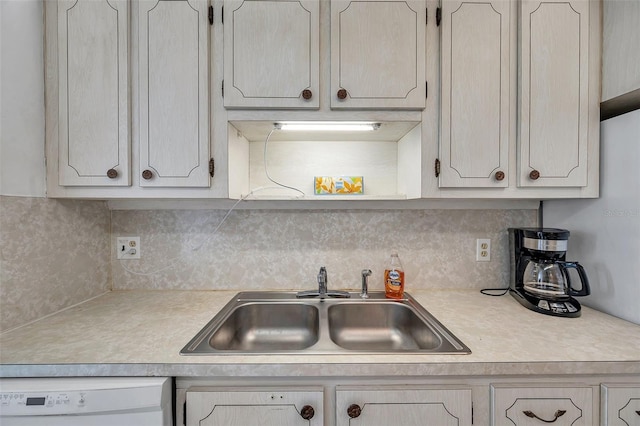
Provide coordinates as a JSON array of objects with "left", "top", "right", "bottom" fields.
[{"left": 1, "top": 289, "right": 639, "bottom": 378}]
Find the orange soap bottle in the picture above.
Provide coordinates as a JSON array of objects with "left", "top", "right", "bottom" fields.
[{"left": 384, "top": 252, "right": 405, "bottom": 299}]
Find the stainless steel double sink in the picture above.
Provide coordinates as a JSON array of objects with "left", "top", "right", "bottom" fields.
[{"left": 180, "top": 291, "right": 470, "bottom": 355}]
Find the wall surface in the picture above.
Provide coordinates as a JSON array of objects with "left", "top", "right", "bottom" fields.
[
  {"left": 544, "top": 110, "right": 640, "bottom": 325},
  {"left": 0, "top": 196, "right": 111, "bottom": 332},
  {"left": 0, "top": 0, "right": 46, "bottom": 197},
  {"left": 111, "top": 209, "right": 537, "bottom": 291},
  {"left": 0, "top": 1, "right": 112, "bottom": 332},
  {"left": 602, "top": 0, "right": 640, "bottom": 101}
]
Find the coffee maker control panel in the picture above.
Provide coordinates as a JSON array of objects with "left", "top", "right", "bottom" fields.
[{"left": 537, "top": 299, "right": 579, "bottom": 314}]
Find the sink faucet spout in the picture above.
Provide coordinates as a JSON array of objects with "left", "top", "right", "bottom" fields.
[
  {"left": 318, "top": 267, "right": 328, "bottom": 296},
  {"left": 360, "top": 269, "right": 372, "bottom": 299},
  {"left": 296, "top": 267, "right": 350, "bottom": 299}
]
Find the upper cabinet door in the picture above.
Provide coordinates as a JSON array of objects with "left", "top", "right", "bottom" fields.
[
  {"left": 439, "top": 0, "right": 513, "bottom": 188},
  {"left": 223, "top": 0, "right": 320, "bottom": 109},
  {"left": 57, "top": 0, "right": 130, "bottom": 186},
  {"left": 519, "top": 0, "right": 590, "bottom": 187},
  {"left": 331, "top": 0, "right": 426, "bottom": 109},
  {"left": 139, "top": 0, "right": 211, "bottom": 187}
]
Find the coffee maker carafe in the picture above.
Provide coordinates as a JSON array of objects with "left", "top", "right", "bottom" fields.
[{"left": 509, "top": 228, "right": 590, "bottom": 317}]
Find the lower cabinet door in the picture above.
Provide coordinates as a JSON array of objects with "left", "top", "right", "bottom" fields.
[
  {"left": 186, "top": 387, "right": 323, "bottom": 426},
  {"left": 335, "top": 385, "right": 472, "bottom": 426},
  {"left": 601, "top": 384, "right": 640, "bottom": 426},
  {"left": 491, "top": 385, "right": 593, "bottom": 425}
]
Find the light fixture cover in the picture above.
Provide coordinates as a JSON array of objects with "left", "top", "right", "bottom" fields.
[{"left": 278, "top": 122, "right": 379, "bottom": 132}]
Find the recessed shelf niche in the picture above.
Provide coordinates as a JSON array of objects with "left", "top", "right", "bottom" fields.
[{"left": 228, "top": 121, "right": 422, "bottom": 200}]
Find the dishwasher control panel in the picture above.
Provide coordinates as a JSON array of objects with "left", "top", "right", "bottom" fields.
[{"left": 1, "top": 391, "right": 84, "bottom": 415}]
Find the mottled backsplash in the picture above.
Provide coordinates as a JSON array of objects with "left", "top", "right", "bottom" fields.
[
  {"left": 0, "top": 196, "right": 110, "bottom": 332},
  {"left": 111, "top": 209, "right": 537, "bottom": 292},
  {"left": 2, "top": 198, "right": 536, "bottom": 331}
]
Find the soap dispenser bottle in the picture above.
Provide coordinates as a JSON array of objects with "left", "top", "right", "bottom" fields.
[{"left": 384, "top": 252, "right": 405, "bottom": 299}]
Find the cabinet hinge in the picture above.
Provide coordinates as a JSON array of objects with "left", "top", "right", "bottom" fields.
[
  {"left": 209, "top": 157, "right": 215, "bottom": 178},
  {"left": 426, "top": 8, "right": 428, "bottom": 25},
  {"left": 435, "top": 158, "right": 441, "bottom": 177},
  {"left": 472, "top": 402, "right": 474, "bottom": 424},
  {"left": 208, "top": 5, "right": 213, "bottom": 25},
  {"left": 436, "top": 7, "right": 442, "bottom": 26},
  {"left": 183, "top": 401, "right": 187, "bottom": 425},
  {"left": 426, "top": 80, "right": 428, "bottom": 98},
  {"left": 221, "top": 6, "right": 224, "bottom": 24},
  {"left": 221, "top": 80, "right": 224, "bottom": 97}
]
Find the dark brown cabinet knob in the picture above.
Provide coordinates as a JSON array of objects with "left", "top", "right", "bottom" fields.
[
  {"left": 142, "top": 169, "right": 153, "bottom": 180},
  {"left": 529, "top": 169, "right": 540, "bottom": 180},
  {"left": 300, "top": 405, "right": 315, "bottom": 420},
  {"left": 337, "top": 88, "right": 348, "bottom": 100},
  {"left": 494, "top": 171, "right": 505, "bottom": 181},
  {"left": 107, "top": 168, "right": 118, "bottom": 179},
  {"left": 301, "top": 89, "right": 312, "bottom": 100},
  {"left": 347, "top": 404, "right": 362, "bottom": 418}
]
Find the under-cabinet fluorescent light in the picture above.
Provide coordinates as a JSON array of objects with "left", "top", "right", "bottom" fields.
[{"left": 277, "top": 122, "right": 380, "bottom": 132}]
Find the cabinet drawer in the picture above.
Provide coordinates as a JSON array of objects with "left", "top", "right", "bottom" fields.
[
  {"left": 491, "top": 385, "right": 593, "bottom": 425},
  {"left": 602, "top": 384, "right": 640, "bottom": 425},
  {"left": 336, "top": 385, "right": 472, "bottom": 426},
  {"left": 186, "top": 387, "right": 323, "bottom": 426}
]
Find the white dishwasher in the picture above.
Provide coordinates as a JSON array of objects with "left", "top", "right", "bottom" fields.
[{"left": 0, "top": 377, "right": 172, "bottom": 426}]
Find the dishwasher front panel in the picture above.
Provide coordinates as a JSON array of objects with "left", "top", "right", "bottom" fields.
[{"left": 0, "top": 377, "right": 172, "bottom": 426}]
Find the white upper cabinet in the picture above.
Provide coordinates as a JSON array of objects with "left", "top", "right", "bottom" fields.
[
  {"left": 439, "top": 0, "right": 513, "bottom": 188},
  {"left": 518, "top": 0, "right": 590, "bottom": 188},
  {"left": 330, "top": 0, "right": 426, "bottom": 109},
  {"left": 138, "top": 0, "right": 211, "bottom": 187},
  {"left": 57, "top": 0, "right": 130, "bottom": 186},
  {"left": 223, "top": 0, "right": 320, "bottom": 109},
  {"left": 432, "top": 0, "right": 599, "bottom": 197}
]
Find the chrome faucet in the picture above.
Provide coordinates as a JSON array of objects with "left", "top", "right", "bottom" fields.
[
  {"left": 296, "top": 267, "right": 350, "bottom": 299},
  {"left": 360, "top": 269, "right": 372, "bottom": 299},
  {"left": 317, "top": 266, "right": 328, "bottom": 295}
]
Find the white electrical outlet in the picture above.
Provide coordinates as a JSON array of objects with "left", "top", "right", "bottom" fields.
[
  {"left": 116, "top": 237, "right": 140, "bottom": 259},
  {"left": 476, "top": 238, "right": 491, "bottom": 262}
]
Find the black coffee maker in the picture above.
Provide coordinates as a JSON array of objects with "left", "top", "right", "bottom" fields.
[{"left": 509, "top": 228, "right": 590, "bottom": 317}]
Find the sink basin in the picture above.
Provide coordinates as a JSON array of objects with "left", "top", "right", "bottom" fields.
[
  {"left": 328, "top": 303, "right": 441, "bottom": 351},
  {"left": 209, "top": 303, "right": 319, "bottom": 351},
  {"left": 180, "top": 292, "right": 470, "bottom": 355}
]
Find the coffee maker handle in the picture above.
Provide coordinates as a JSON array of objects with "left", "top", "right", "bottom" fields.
[{"left": 563, "top": 262, "right": 591, "bottom": 297}]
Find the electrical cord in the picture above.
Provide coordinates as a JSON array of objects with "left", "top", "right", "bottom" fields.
[
  {"left": 262, "top": 126, "right": 306, "bottom": 198},
  {"left": 118, "top": 124, "right": 304, "bottom": 277},
  {"left": 480, "top": 287, "right": 510, "bottom": 296}
]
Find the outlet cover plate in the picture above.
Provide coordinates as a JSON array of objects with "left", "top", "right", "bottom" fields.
[
  {"left": 476, "top": 238, "right": 491, "bottom": 262},
  {"left": 116, "top": 237, "right": 140, "bottom": 259}
]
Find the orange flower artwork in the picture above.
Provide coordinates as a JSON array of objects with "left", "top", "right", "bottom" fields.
[{"left": 315, "top": 176, "right": 363, "bottom": 195}]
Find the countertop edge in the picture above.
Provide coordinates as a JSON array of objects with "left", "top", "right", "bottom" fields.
[{"left": 2, "top": 361, "right": 640, "bottom": 379}]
